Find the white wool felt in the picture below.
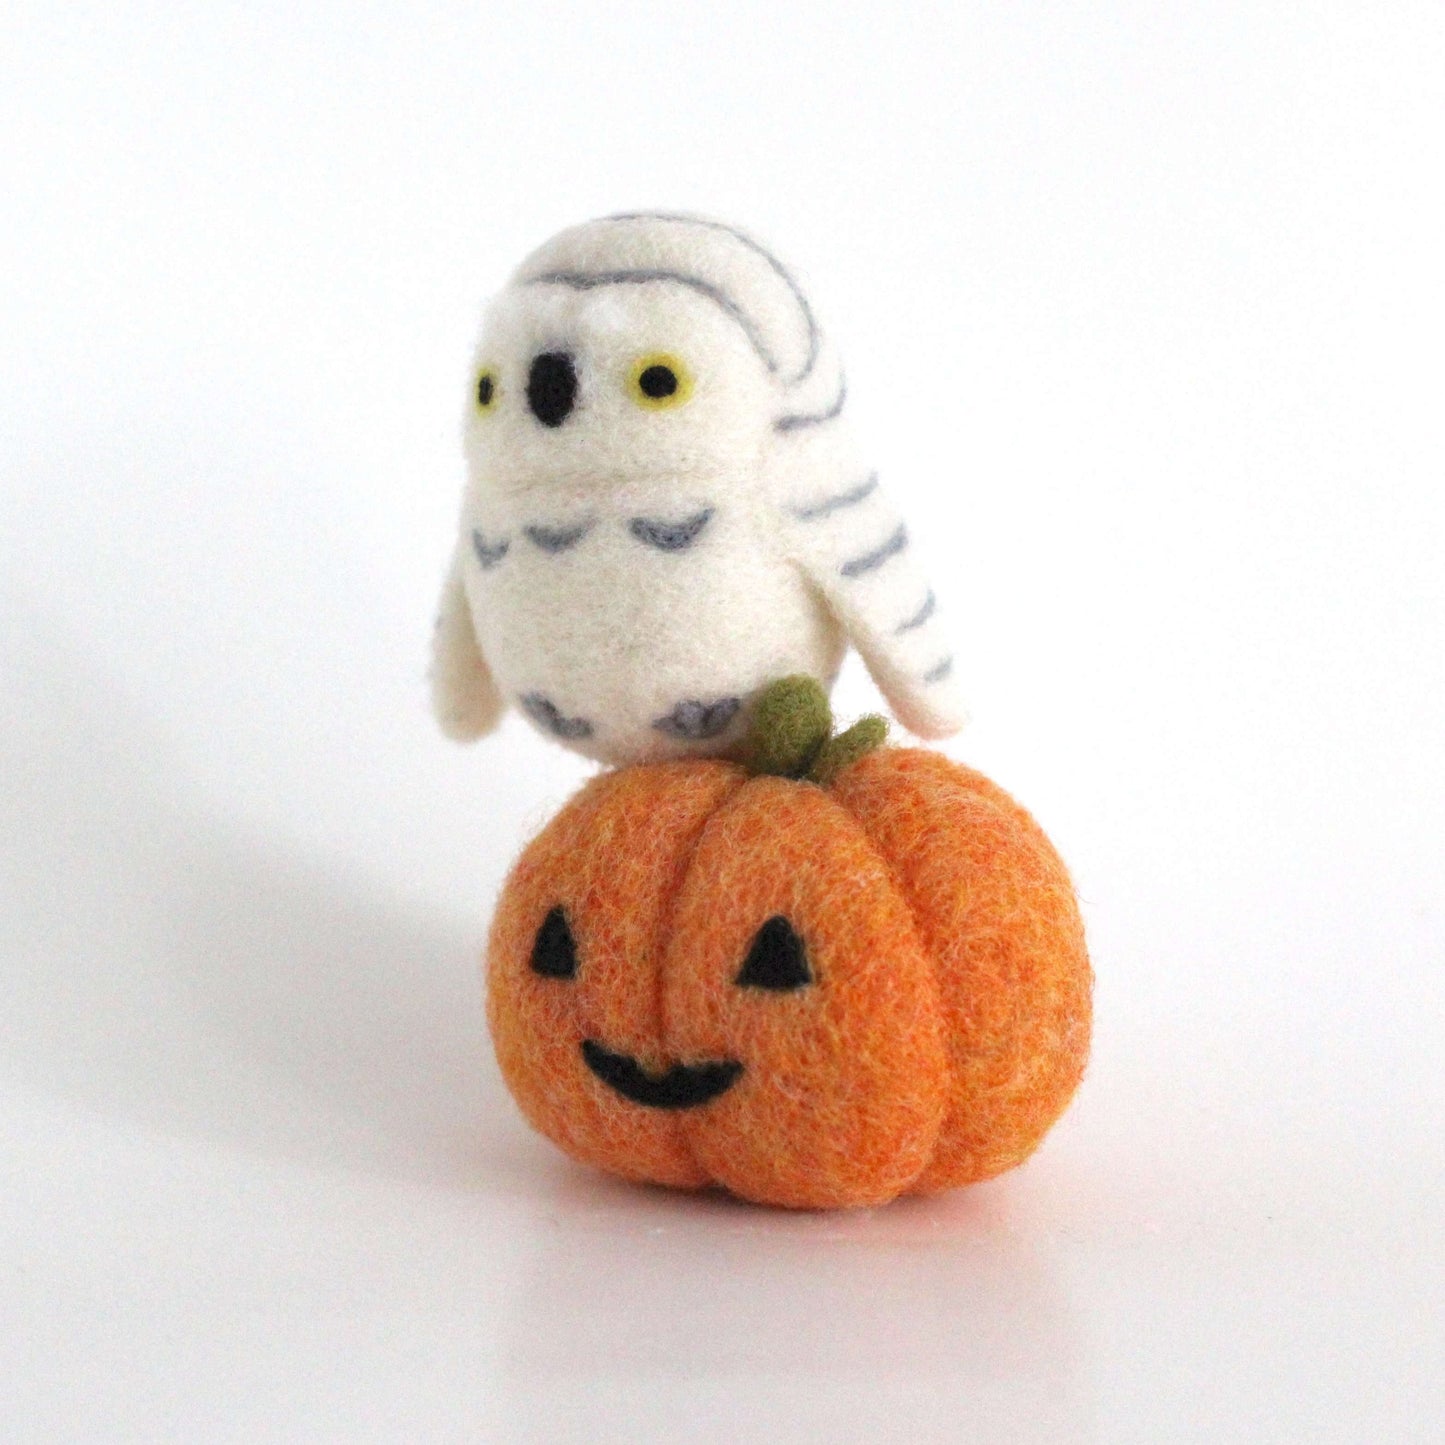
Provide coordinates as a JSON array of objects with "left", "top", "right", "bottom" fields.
[
  {"left": 431, "top": 212, "right": 967, "bottom": 765},
  {"left": 430, "top": 553, "right": 504, "bottom": 740}
]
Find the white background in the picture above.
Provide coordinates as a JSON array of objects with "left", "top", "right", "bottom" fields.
[{"left": 3, "top": 2, "right": 1442, "bottom": 1440}]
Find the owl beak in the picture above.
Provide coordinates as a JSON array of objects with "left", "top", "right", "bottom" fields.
[{"left": 527, "top": 351, "right": 578, "bottom": 427}]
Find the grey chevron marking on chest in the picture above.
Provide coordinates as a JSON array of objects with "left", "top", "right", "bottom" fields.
[
  {"left": 524, "top": 520, "right": 594, "bottom": 553},
  {"left": 628, "top": 508, "right": 715, "bottom": 552},
  {"left": 519, "top": 693, "right": 594, "bottom": 740},
  {"left": 652, "top": 697, "right": 741, "bottom": 741},
  {"left": 471, "top": 529, "right": 510, "bottom": 569}
]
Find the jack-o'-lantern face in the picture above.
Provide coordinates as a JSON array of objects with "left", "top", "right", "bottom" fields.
[
  {"left": 486, "top": 734, "right": 1092, "bottom": 1210},
  {"left": 486, "top": 764, "right": 949, "bottom": 1208}
]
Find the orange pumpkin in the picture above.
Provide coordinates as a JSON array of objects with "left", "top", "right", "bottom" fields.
[{"left": 487, "top": 682, "right": 1091, "bottom": 1209}]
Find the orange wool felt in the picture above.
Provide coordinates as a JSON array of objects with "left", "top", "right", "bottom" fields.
[{"left": 487, "top": 748, "right": 1092, "bottom": 1209}]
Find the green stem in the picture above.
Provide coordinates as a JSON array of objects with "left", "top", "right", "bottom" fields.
[{"left": 738, "top": 677, "right": 889, "bottom": 782}]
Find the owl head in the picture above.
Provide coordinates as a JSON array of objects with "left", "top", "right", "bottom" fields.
[{"left": 463, "top": 213, "right": 851, "bottom": 500}]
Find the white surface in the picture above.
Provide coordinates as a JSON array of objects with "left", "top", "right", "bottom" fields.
[{"left": 2, "top": 3, "right": 1442, "bottom": 1440}]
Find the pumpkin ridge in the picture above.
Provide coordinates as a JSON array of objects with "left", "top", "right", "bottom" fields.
[
  {"left": 829, "top": 748, "right": 1092, "bottom": 1193},
  {"left": 488, "top": 761, "right": 745, "bottom": 1188},
  {"left": 662, "top": 774, "right": 948, "bottom": 1205},
  {"left": 814, "top": 747, "right": 959, "bottom": 1192},
  {"left": 640, "top": 762, "right": 751, "bottom": 1180}
]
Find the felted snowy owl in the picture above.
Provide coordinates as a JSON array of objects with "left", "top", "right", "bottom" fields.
[{"left": 431, "top": 212, "right": 967, "bottom": 766}]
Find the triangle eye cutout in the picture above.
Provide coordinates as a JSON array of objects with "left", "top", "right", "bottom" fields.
[
  {"left": 531, "top": 905, "right": 579, "bottom": 980},
  {"left": 736, "top": 916, "right": 813, "bottom": 991}
]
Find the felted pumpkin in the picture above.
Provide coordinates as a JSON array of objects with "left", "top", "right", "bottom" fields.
[{"left": 487, "top": 679, "right": 1091, "bottom": 1209}]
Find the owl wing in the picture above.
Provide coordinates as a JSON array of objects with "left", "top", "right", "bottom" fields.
[
  {"left": 430, "top": 549, "right": 505, "bottom": 741},
  {"left": 782, "top": 472, "right": 967, "bottom": 740}
]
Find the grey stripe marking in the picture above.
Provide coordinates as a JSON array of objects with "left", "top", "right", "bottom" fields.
[
  {"left": 628, "top": 508, "right": 715, "bottom": 552},
  {"left": 602, "top": 212, "right": 821, "bottom": 384},
  {"left": 652, "top": 696, "right": 741, "bottom": 741},
  {"left": 524, "top": 520, "right": 593, "bottom": 553},
  {"left": 789, "top": 472, "right": 879, "bottom": 521},
  {"left": 896, "top": 589, "right": 936, "bottom": 633},
  {"left": 519, "top": 693, "right": 594, "bottom": 740},
  {"left": 523, "top": 269, "right": 779, "bottom": 374},
  {"left": 841, "top": 523, "right": 908, "bottom": 578},
  {"left": 775, "top": 376, "right": 847, "bottom": 433},
  {"left": 923, "top": 656, "right": 954, "bottom": 684},
  {"left": 471, "top": 529, "right": 510, "bottom": 570}
]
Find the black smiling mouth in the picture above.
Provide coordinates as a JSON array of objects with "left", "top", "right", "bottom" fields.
[{"left": 581, "top": 1040, "right": 743, "bottom": 1110}]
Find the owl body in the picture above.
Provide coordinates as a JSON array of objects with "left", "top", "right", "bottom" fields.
[
  {"left": 460, "top": 471, "right": 845, "bottom": 765},
  {"left": 432, "top": 214, "right": 966, "bottom": 766}
]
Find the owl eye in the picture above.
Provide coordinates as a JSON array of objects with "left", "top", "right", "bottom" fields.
[
  {"left": 629, "top": 353, "right": 694, "bottom": 410},
  {"left": 475, "top": 368, "right": 500, "bottom": 413}
]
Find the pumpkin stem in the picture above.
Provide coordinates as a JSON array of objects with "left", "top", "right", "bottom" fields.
[
  {"left": 809, "top": 714, "right": 889, "bottom": 785},
  {"left": 738, "top": 677, "right": 891, "bottom": 782},
  {"left": 738, "top": 676, "right": 833, "bottom": 779}
]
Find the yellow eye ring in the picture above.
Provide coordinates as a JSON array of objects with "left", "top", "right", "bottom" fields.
[
  {"left": 475, "top": 367, "right": 500, "bottom": 413},
  {"left": 628, "top": 353, "right": 694, "bottom": 410}
]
